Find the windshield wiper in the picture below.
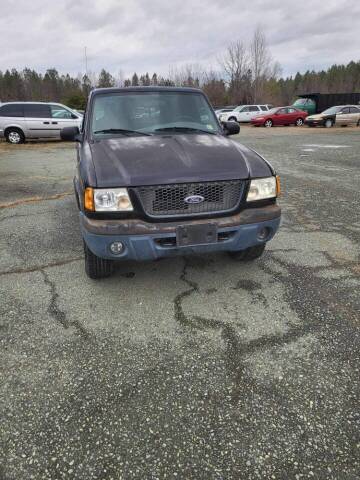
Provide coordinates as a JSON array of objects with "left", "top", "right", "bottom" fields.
[
  {"left": 154, "top": 126, "right": 217, "bottom": 135},
  {"left": 94, "top": 128, "right": 152, "bottom": 136}
]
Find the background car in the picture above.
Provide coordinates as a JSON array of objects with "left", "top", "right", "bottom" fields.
[
  {"left": 219, "top": 104, "right": 271, "bottom": 123},
  {"left": 251, "top": 106, "right": 308, "bottom": 127},
  {"left": 214, "top": 107, "right": 235, "bottom": 120},
  {"left": 306, "top": 105, "right": 360, "bottom": 128},
  {"left": 0, "top": 102, "right": 82, "bottom": 143},
  {"left": 305, "top": 106, "right": 336, "bottom": 127},
  {"left": 335, "top": 105, "right": 360, "bottom": 126}
]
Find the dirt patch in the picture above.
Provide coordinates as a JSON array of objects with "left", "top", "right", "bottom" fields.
[{"left": 0, "top": 192, "right": 72, "bottom": 209}]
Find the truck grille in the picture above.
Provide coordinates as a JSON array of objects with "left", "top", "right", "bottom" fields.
[{"left": 136, "top": 180, "right": 244, "bottom": 217}]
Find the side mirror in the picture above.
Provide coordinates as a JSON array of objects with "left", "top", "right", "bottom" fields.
[
  {"left": 61, "top": 126, "right": 82, "bottom": 142},
  {"left": 222, "top": 121, "right": 240, "bottom": 136}
]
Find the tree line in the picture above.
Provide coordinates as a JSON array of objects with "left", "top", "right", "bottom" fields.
[{"left": 0, "top": 27, "right": 359, "bottom": 109}]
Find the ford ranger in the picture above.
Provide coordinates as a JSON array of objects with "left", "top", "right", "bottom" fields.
[{"left": 61, "top": 87, "right": 281, "bottom": 279}]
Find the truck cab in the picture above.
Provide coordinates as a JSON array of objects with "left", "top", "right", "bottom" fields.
[
  {"left": 292, "top": 97, "right": 316, "bottom": 115},
  {"left": 61, "top": 87, "right": 281, "bottom": 279}
]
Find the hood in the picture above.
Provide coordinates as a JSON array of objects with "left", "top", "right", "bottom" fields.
[
  {"left": 307, "top": 113, "right": 324, "bottom": 120},
  {"left": 89, "top": 134, "right": 272, "bottom": 187}
]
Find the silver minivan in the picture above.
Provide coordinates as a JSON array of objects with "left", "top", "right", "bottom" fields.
[{"left": 0, "top": 102, "right": 83, "bottom": 143}]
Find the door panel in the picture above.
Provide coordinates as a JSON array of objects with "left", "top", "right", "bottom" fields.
[
  {"left": 336, "top": 107, "right": 350, "bottom": 125},
  {"left": 248, "top": 106, "right": 261, "bottom": 121},
  {"left": 50, "top": 105, "right": 82, "bottom": 137},
  {"left": 287, "top": 108, "right": 299, "bottom": 122},
  {"left": 24, "top": 104, "right": 54, "bottom": 137},
  {"left": 348, "top": 107, "right": 360, "bottom": 125},
  {"left": 238, "top": 107, "right": 251, "bottom": 122},
  {"left": 274, "top": 109, "right": 288, "bottom": 125}
]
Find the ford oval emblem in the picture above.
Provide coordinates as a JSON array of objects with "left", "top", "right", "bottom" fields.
[{"left": 184, "top": 195, "right": 205, "bottom": 204}]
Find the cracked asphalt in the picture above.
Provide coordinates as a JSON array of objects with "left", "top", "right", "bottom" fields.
[{"left": 0, "top": 126, "right": 359, "bottom": 480}]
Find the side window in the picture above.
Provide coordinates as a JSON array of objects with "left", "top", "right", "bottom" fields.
[
  {"left": 278, "top": 108, "right": 287, "bottom": 114},
  {"left": 241, "top": 107, "right": 250, "bottom": 112},
  {"left": 349, "top": 107, "right": 359, "bottom": 113},
  {"left": 51, "top": 105, "right": 75, "bottom": 119},
  {"left": 288, "top": 108, "right": 296, "bottom": 113},
  {"left": 24, "top": 104, "right": 51, "bottom": 118},
  {"left": 260, "top": 105, "right": 267, "bottom": 111},
  {"left": 340, "top": 107, "right": 350, "bottom": 114},
  {"left": 0, "top": 103, "right": 24, "bottom": 117},
  {"left": 249, "top": 106, "right": 259, "bottom": 112}
]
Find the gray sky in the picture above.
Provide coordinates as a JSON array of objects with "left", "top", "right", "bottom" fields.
[{"left": 1, "top": 0, "right": 360, "bottom": 79}]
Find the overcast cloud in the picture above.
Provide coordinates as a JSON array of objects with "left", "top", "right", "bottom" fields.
[{"left": 1, "top": 0, "right": 360, "bottom": 79}]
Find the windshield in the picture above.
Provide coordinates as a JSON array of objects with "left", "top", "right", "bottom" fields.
[
  {"left": 322, "top": 106, "right": 342, "bottom": 115},
  {"left": 91, "top": 92, "right": 220, "bottom": 136},
  {"left": 267, "top": 108, "right": 279, "bottom": 114},
  {"left": 294, "top": 98, "right": 315, "bottom": 106}
]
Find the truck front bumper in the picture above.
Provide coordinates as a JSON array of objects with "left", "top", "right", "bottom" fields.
[{"left": 80, "top": 205, "right": 281, "bottom": 261}]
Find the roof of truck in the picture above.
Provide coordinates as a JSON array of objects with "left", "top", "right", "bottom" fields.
[{"left": 91, "top": 86, "right": 203, "bottom": 95}]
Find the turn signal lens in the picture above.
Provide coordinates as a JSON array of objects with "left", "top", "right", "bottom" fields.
[
  {"left": 276, "top": 175, "right": 281, "bottom": 197},
  {"left": 84, "top": 187, "right": 94, "bottom": 211}
]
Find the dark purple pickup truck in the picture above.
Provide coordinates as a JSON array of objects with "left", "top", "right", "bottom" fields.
[{"left": 61, "top": 86, "right": 281, "bottom": 279}]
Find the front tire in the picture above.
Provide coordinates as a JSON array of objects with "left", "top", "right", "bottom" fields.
[
  {"left": 264, "top": 119, "right": 273, "bottom": 128},
  {"left": 84, "top": 242, "right": 114, "bottom": 279},
  {"left": 324, "top": 119, "right": 333, "bottom": 128},
  {"left": 295, "top": 118, "right": 304, "bottom": 126},
  {"left": 5, "top": 128, "right": 25, "bottom": 144},
  {"left": 228, "top": 243, "right": 266, "bottom": 261}
]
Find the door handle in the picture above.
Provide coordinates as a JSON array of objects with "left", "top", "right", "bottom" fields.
[
  {"left": 43, "top": 121, "right": 50, "bottom": 124},
  {"left": 51, "top": 122, "right": 58, "bottom": 125}
]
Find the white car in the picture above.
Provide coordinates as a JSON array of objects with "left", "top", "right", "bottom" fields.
[
  {"left": 214, "top": 107, "right": 236, "bottom": 120},
  {"left": 219, "top": 105, "right": 272, "bottom": 123}
]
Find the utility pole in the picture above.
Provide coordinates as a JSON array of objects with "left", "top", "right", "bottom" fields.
[{"left": 84, "top": 46, "right": 88, "bottom": 77}]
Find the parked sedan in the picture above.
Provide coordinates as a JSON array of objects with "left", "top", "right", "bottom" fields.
[
  {"left": 305, "top": 106, "right": 343, "bottom": 128},
  {"left": 251, "top": 107, "right": 308, "bottom": 127},
  {"left": 305, "top": 105, "right": 360, "bottom": 128},
  {"left": 336, "top": 105, "right": 360, "bottom": 126}
]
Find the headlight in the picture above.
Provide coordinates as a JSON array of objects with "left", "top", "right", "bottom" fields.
[
  {"left": 85, "top": 187, "right": 133, "bottom": 211},
  {"left": 247, "top": 177, "right": 277, "bottom": 201}
]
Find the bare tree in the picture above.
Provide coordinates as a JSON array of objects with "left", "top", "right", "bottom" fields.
[
  {"left": 168, "top": 63, "right": 204, "bottom": 87},
  {"left": 249, "top": 26, "right": 279, "bottom": 102},
  {"left": 219, "top": 40, "right": 251, "bottom": 103},
  {"left": 202, "top": 69, "right": 227, "bottom": 106},
  {"left": 221, "top": 41, "right": 248, "bottom": 83}
]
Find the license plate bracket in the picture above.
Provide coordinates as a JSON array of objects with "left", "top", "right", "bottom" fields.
[{"left": 176, "top": 223, "right": 217, "bottom": 247}]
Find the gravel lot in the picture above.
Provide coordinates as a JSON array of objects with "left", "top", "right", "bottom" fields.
[{"left": 0, "top": 126, "right": 359, "bottom": 480}]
